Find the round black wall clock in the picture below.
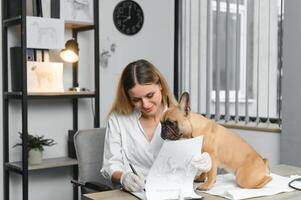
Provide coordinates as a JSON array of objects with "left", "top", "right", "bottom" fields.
[{"left": 113, "top": 0, "right": 144, "bottom": 35}]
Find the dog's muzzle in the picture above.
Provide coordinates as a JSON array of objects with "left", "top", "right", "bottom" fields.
[{"left": 161, "top": 119, "right": 182, "bottom": 140}]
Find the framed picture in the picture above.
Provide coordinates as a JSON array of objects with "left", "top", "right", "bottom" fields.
[
  {"left": 27, "top": 61, "right": 64, "bottom": 92},
  {"left": 26, "top": 16, "right": 64, "bottom": 49},
  {"left": 51, "top": 0, "right": 93, "bottom": 24}
]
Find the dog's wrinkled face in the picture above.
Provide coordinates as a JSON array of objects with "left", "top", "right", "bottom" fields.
[
  {"left": 161, "top": 92, "right": 193, "bottom": 140},
  {"left": 161, "top": 109, "right": 181, "bottom": 140}
]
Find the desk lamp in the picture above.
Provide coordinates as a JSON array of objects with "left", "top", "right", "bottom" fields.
[
  {"left": 60, "top": 39, "right": 79, "bottom": 63},
  {"left": 60, "top": 39, "right": 81, "bottom": 91}
]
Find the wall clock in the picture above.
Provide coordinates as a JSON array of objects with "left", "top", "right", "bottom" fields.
[{"left": 113, "top": 0, "right": 144, "bottom": 35}]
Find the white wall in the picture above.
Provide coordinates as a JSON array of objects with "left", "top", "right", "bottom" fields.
[
  {"left": 98, "top": 0, "right": 175, "bottom": 126},
  {"left": 0, "top": 0, "right": 174, "bottom": 200}
]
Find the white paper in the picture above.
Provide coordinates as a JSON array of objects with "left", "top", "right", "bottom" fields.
[
  {"left": 197, "top": 173, "right": 295, "bottom": 200},
  {"left": 27, "top": 61, "right": 64, "bottom": 92},
  {"left": 145, "top": 136, "right": 203, "bottom": 200},
  {"left": 61, "top": 0, "right": 94, "bottom": 24},
  {"left": 131, "top": 191, "right": 147, "bottom": 200},
  {"left": 27, "top": 16, "right": 64, "bottom": 49}
]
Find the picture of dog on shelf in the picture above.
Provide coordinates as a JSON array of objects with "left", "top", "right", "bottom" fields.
[
  {"left": 67, "top": 0, "right": 92, "bottom": 22},
  {"left": 27, "top": 62, "right": 64, "bottom": 93}
]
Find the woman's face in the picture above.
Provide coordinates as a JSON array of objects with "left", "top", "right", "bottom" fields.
[{"left": 128, "top": 83, "right": 163, "bottom": 117}]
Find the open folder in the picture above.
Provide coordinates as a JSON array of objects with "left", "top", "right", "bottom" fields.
[{"left": 130, "top": 137, "right": 204, "bottom": 200}]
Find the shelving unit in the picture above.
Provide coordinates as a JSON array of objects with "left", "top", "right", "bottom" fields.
[{"left": 2, "top": 1, "right": 99, "bottom": 200}]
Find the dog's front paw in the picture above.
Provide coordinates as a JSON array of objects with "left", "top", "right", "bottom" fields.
[
  {"left": 196, "top": 183, "right": 213, "bottom": 191},
  {"left": 194, "top": 173, "right": 207, "bottom": 183}
]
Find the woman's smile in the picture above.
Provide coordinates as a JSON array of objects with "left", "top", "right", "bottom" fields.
[{"left": 143, "top": 106, "right": 154, "bottom": 113}]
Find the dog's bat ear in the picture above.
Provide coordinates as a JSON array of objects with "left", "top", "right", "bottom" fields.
[{"left": 179, "top": 92, "right": 191, "bottom": 116}]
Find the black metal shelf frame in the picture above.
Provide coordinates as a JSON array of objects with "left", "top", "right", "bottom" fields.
[{"left": 1, "top": 1, "right": 100, "bottom": 200}]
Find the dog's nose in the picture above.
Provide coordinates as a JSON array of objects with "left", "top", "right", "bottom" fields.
[{"left": 161, "top": 124, "right": 168, "bottom": 140}]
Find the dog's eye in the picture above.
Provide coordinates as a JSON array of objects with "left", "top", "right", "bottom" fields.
[
  {"left": 170, "top": 120, "right": 177, "bottom": 127},
  {"left": 165, "top": 119, "right": 171, "bottom": 124},
  {"left": 165, "top": 119, "right": 177, "bottom": 127}
]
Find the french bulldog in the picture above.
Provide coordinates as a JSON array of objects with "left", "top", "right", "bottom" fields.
[{"left": 161, "top": 92, "right": 272, "bottom": 190}]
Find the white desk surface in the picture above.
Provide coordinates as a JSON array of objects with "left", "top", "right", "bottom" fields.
[{"left": 84, "top": 164, "right": 301, "bottom": 200}]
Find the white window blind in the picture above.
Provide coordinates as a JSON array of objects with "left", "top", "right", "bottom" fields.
[{"left": 177, "top": 0, "right": 283, "bottom": 128}]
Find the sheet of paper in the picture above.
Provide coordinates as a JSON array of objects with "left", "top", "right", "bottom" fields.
[
  {"left": 196, "top": 173, "right": 296, "bottom": 200},
  {"left": 145, "top": 136, "right": 203, "bottom": 200},
  {"left": 130, "top": 191, "right": 147, "bottom": 200}
]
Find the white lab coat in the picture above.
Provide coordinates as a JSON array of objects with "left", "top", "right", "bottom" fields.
[{"left": 101, "top": 110, "right": 164, "bottom": 180}]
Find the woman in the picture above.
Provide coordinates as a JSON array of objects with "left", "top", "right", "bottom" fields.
[{"left": 101, "top": 59, "right": 211, "bottom": 192}]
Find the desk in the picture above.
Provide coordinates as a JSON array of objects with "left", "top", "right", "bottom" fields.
[{"left": 84, "top": 164, "right": 301, "bottom": 200}]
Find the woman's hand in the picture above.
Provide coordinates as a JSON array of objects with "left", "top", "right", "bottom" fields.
[
  {"left": 191, "top": 152, "right": 212, "bottom": 173},
  {"left": 120, "top": 172, "right": 145, "bottom": 192}
]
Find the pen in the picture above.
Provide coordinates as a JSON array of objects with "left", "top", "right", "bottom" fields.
[
  {"left": 129, "top": 163, "right": 138, "bottom": 175},
  {"left": 129, "top": 163, "right": 146, "bottom": 192}
]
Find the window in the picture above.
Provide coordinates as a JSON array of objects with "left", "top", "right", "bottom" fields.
[
  {"left": 177, "top": 0, "right": 283, "bottom": 128},
  {"left": 212, "top": 1, "right": 247, "bottom": 102}
]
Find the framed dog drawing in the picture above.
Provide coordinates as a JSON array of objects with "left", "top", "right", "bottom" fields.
[
  {"left": 26, "top": 16, "right": 64, "bottom": 49},
  {"left": 27, "top": 61, "right": 64, "bottom": 93},
  {"left": 51, "top": 0, "right": 94, "bottom": 24}
]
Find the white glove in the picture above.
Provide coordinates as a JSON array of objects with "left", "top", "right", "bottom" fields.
[
  {"left": 191, "top": 152, "right": 212, "bottom": 173},
  {"left": 120, "top": 172, "right": 145, "bottom": 192}
]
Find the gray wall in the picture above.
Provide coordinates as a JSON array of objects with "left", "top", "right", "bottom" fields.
[
  {"left": 280, "top": 0, "right": 301, "bottom": 167},
  {"left": 237, "top": 129, "right": 280, "bottom": 165}
]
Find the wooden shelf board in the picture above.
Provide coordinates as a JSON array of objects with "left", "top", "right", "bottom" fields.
[
  {"left": 4, "top": 91, "right": 96, "bottom": 99},
  {"left": 65, "top": 21, "right": 94, "bottom": 30},
  {"left": 9, "top": 157, "right": 78, "bottom": 171},
  {"left": 28, "top": 91, "right": 95, "bottom": 96},
  {"left": 3, "top": 16, "right": 22, "bottom": 26}
]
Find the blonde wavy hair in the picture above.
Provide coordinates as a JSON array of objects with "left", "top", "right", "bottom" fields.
[{"left": 109, "top": 59, "right": 178, "bottom": 115}]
